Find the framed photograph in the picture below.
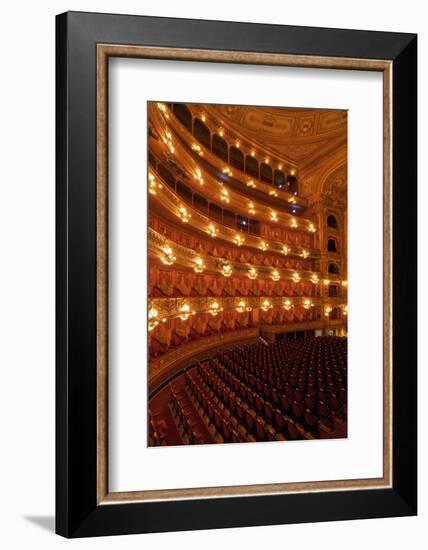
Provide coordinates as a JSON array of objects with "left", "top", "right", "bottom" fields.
[{"left": 56, "top": 11, "right": 417, "bottom": 537}]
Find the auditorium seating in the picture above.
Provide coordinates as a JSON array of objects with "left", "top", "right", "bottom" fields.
[{"left": 150, "top": 336, "right": 347, "bottom": 445}]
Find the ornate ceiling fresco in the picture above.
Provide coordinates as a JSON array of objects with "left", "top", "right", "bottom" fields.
[{"left": 206, "top": 104, "right": 347, "bottom": 169}]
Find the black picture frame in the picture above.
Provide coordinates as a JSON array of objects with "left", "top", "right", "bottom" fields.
[{"left": 56, "top": 11, "right": 417, "bottom": 538}]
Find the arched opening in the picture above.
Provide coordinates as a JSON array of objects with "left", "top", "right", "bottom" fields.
[
  {"left": 245, "top": 155, "right": 259, "bottom": 178},
  {"left": 193, "top": 194, "right": 208, "bottom": 215},
  {"left": 260, "top": 162, "right": 273, "bottom": 184},
  {"left": 328, "top": 284, "right": 338, "bottom": 298},
  {"left": 229, "top": 146, "right": 244, "bottom": 171},
  {"left": 176, "top": 181, "right": 192, "bottom": 204},
  {"left": 327, "top": 238, "right": 338, "bottom": 253},
  {"left": 274, "top": 169, "right": 286, "bottom": 189},
  {"left": 212, "top": 134, "right": 228, "bottom": 162},
  {"left": 193, "top": 118, "right": 211, "bottom": 149},
  {"left": 172, "top": 103, "right": 192, "bottom": 132},
  {"left": 328, "top": 263, "right": 340, "bottom": 275},
  {"left": 287, "top": 175, "right": 298, "bottom": 195},
  {"left": 157, "top": 164, "right": 175, "bottom": 189},
  {"left": 209, "top": 203, "right": 222, "bottom": 223},
  {"left": 223, "top": 209, "right": 236, "bottom": 228},
  {"left": 327, "top": 214, "right": 338, "bottom": 228}
]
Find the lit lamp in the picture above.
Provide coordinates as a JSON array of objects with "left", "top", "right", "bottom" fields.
[
  {"left": 271, "top": 270, "right": 280, "bottom": 282},
  {"left": 236, "top": 300, "right": 252, "bottom": 313},
  {"left": 148, "top": 307, "right": 159, "bottom": 331},
  {"left": 161, "top": 246, "right": 176, "bottom": 266},
  {"left": 303, "top": 299, "right": 313, "bottom": 310},
  {"left": 234, "top": 234, "right": 245, "bottom": 246},
  {"left": 193, "top": 257, "right": 205, "bottom": 273},
  {"left": 209, "top": 301, "right": 223, "bottom": 316},
  {"left": 207, "top": 223, "right": 219, "bottom": 238},
  {"left": 270, "top": 210, "right": 279, "bottom": 222},
  {"left": 292, "top": 272, "right": 301, "bottom": 283},
  {"left": 282, "top": 245, "right": 289, "bottom": 256},
  {"left": 248, "top": 267, "right": 258, "bottom": 280},
  {"left": 179, "top": 303, "right": 195, "bottom": 321},
  {"left": 311, "top": 274, "right": 319, "bottom": 284},
  {"left": 308, "top": 223, "right": 316, "bottom": 233},
  {"left": 301, "top": 249, "right": 309, "bottom": 259},
  {"left": 261, "top": 299, "right": 272, "bottom": 312},
  {"left": 325, "top": 305, "right": 333, "bottom": 317},
  {"left": 259, "top": 240, "right": 268, "bottom": 251},
  {"left": 178, "top": 206, "right": 191, "bottom": 223},
  {"left": 222, "top": 264, "right": 233, "bottom": 278},
  {"left": 283, "top": 299, "right": 292, "bottom": 311}
]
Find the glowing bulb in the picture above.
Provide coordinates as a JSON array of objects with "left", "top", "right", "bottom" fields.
[
  {"left": 292, "top": 272, "right": 301, "bottom": 283},
  {"left": 148, "top": 307, "right": 159, "bottom": 331},
  {"left": 207, "top": 223, "right": 219, "bottom": 238},
  {"left": 291, "top": 218, "right": 298, "bottom": 228},
  {"left": 209, "top": 301, "right": 223, "bottom": 316},
  {"left": 301, "top": 249, "right": 309, "bottom": 259},
  {"left": 234, "top": 234, "right": 245, "bottom": 246},
  {"left": 259, "top": 241, "right": 269, "bottom": 251},
  {"left": 222, "top": 264, "right": 233, "bottom": 278},
  {"left": 311, "top": 274, "right": 319, "bottom": 284},
  {"left": 193, "top": 257, "right": 206, "bottom": 273},
  {"left": 178, "top": 205, "right": 191, "bottom": 223},
  {"left": 283, "top": 299, "right": 292, "bottom": 311},
  {"left": 248, "top": 202, "right": 256, "bottom": 215},
  {"left": 303, "top": 299, "right": 313, "bottom": 310},
  {"left": 161, "top": 246, "right": 176, "bottom": 266},
  {"left": 271, "top": 270, "right": 280, "bottom": 282},
  {"left": 282, "top": 245, "right": 289, "bottom": 256},
  {"left": 248, "top": 267, "right": 258, "bottom": 280},
  {"left": 261, "top": 299, "right": 272, "bottom": 312},
  {"left": 270, "top": 211, "right": 279, "bottom": 222}
]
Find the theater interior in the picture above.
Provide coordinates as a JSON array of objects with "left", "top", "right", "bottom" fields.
[{"left": 147, "top": 101, "right": 348, "bottom": 446}]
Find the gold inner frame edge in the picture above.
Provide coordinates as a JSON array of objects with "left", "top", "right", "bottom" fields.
[{"left": 96, "top": 44, "right": 393, "bottom": 505}]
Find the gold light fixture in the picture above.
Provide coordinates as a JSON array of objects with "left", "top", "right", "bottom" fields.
[
  {"left": 234, "top": 233, "right": 245, "bottom": 246},
  {"left": 248, "top": 267, "right": 258, "bottom": 280},
  {"left": 324, "top": 279, "right": 330, "bottom": 286},
  {"left": 269, "top": 190, "right": 278, "bottom": 197},
  {"left": 311, "top": 274, "right": 319, "bottom": 284},
  {"left": 292, "top": 272, "right": 301, "bottom": 283},
  {"left": 179, "top": 303, "right": 194, "bottom": 321},
  {"left": 308, "top": 223, "right": 316, "bottom": 233},
  {"left": 219, "top": 128, "right": 224, "bottom": 137},
  {"left": 193, "top": 257, "right": 206, "bottom": 273},
  {"left": 220, "top": 187, "right": 230, "bottom": 203},
  {"left": 288, "top": 197, "right": 296, "bottom": 204},
  {"left": 282, "top": 245, "right": 289, "bottom": 255},
  {"left": 222, "top": 264, "right": 233, "bottom": 278},
  {"left": 201, "top": 114, "right": 206, "bottom": 122},
  {"left": 209, "top": 301, "right": 223, "bottom": 316},
  {"left": 290, "top": 168, "right": 296, "bottom": 176},
  {"left": 271, "top": 270, "right": 280, "bottom": 282},
  {"left": 163, "top": 131, "right": 175, "bottom": 154},
  {"left": 148, "top": 307, "right": 159, "bottom": 331},
  {"left": 325, "top": 305, "right": 333, "bottom": 317},
  {"left": 236, "top": 300, "right": 252, "bottom": 313},
  {"left": 342, "top": 280, "right": 348, "bottom": 287},
  {"left": 247, "top": 179, "right": 256, "bottom": 188},
  {"left": 265, "top": 158, "right": 270, "bottom": 164},
  {"left": 303, "top": 299, "right": 313, "bottom": 310},
  {"left": 343, "top": 305, "right": 348, "bottom": 315},
  {"left": 248, "top": 202, "right": 256, "bottom": 215},
  {"left": 270, "top": 210, "right": 279, "bottom": 222},
  {"left": 261, "top": 299, "right": 272, "bottom": 312},
  {"left": 148, "top": 173, "right": 162, "bottom": 195},
  {"left": 222, "top": 167, "right": 232, "bottom": 176},
  {"left": 160, "top": 246, "right": 176, "bottom": 266},
  {"left": 194, "top": 168, "right": 204, "bottom": 185},
  {"left": 235, "top": 140, "right": 240, "bottom": 148},
  {"left": 178, "top": 205, "right": 191, "bottom": 223},
  {"left": 207, "top": 223, "right": 219, "bottom": 238},
  {"left": 301, "top": 249, "right": 309, "bottom": 259},
  {"left": 278, "top": 164, "right": 283, "bottom": 170},
  {"left": 259, "top": 240, "right": 268, "bottom": 251},
  {"left": 290, "top": 218, "right": 298, "bottom": 228},
  {"left": 250, "top": 150, "right": 255, "bottom": 157},
  {"left": 283, "top": 299, "right": 292, "bottom": 311}
]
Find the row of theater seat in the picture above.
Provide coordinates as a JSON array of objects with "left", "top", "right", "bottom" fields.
[{"left": 163, "top": 337, "right": 346, "bottom": 445}]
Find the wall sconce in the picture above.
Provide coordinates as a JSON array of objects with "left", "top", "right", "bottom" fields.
[
  {"left": 161, "top": 246, "right": 176, "bottom": 266},
  {"left": 236, "top": 300, "right": 252, "bottom": 313},
  {"left": 282, "top": 245, "right": 289, "bottom": 255},
  {"left": 283, "top": 299, "right": 293, "bottom": 311},
  {"left": 308, "top": 223, "right": 316, "bottom": 233},
  {"left": 261, "top": 299, "right": 272, "bottom": 312},
  {"left": 303, "top": 299, "right": 313, "bottom": 310},
  {"left": 248, "top": 267, "right": 258, "bottom": 280},
  {"left": 248, "top": 202, "right": 256, "bottom": 215},
  {"left": 148, "top": 307, "right": 159, "bottom": 331},
  {"left": 325, "top": 305, "right": 333, "bottom": 317},
  {"left": 290, "top": 218, "right": 298, "bottom": 228},
  {"left": 220, "top": 188, "right": 230, "bottom": 203},
  {"left": 209, "top": 301, "right": 223, "bottom": 316},
  {"left": 247, "top": 179, "right": 256, "bottom": 188},
  {"left": 271, "top": 270, "right": 280, "bottom": 282},
  {"left": 178, "top": 205, "right": 191, "bottom": 223},
  {"left": 234, "top": 234, "right": 245, "bottom": 246},
  {"left": 270, "top": 210, "right": 279, "bottom": 222},
  {"left": 193, "top": 257, "right": 205, "bottom": 273},
  {"left": 179, "top": 303, "right": 195, "bottom": 321},
  {"left": 194, "top": 168, "right": 204, "bottom": 185},
  {"left": 301, "top": 249, "right": 309, "bottom": 259},
  {"left": 311, "top": 274, "right": 319, "bottom": 284},
  {"left": 292, "top": 272, "right": 301, "bottom": 283},
  {"left": 259, "top": 240, "right": 268, "bottom": 251},
  {"left": 222, "top": 264, "right": 233, "bottom": 278},
  {"left": 207, "top": 223, "right": 219, "bottom": 237}
]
